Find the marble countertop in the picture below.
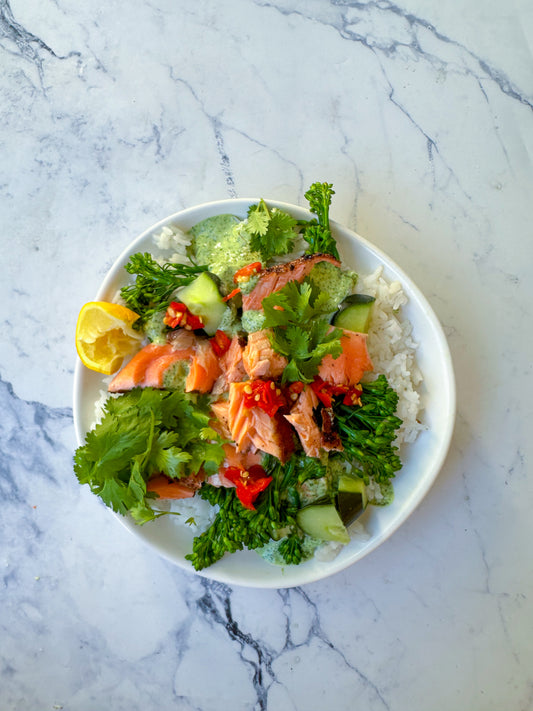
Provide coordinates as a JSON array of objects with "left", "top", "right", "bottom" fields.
[{"left": 1, "top": 0, "right": 532, "bottom": 709}]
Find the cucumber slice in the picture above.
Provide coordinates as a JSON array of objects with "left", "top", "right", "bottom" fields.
[
  {"left": 336, "top": 473, "right": 368, "bottom": 526},
  {"left": 296, "top": 504, "right": 350, "bottom": 544},
  {"left": 177, "top": 272, "right": 227, "bottom": 336},
  {"left": 332, "top": 294, "right": 375, "bottom": 333}
]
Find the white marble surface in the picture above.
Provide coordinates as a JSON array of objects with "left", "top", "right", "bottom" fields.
[{"left": 1, "top": 0, "right": 532, "bottom": 709}]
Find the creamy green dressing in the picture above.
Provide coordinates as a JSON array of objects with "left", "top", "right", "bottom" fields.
[
  {"left": 241, "top": 309, "right": 265, "bottom": 333},
  {"left": 162, "top": 359, "right": 190, "bottom": 390},
  {"left": 189, "top": 214, "right": 262, "bottom": 293},
  {"left": 258, "top": 534, "right": 323, "bottom": 566},
  {"left": 144, "top": 310, "right": 168, "bottom": 344},
  {"left": 308, "top": 261, "right": 358, "bottom": 313}
]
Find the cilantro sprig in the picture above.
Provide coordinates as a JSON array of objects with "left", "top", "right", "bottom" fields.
[
  {"left": 74, "top": 389, "right": 225, "bottom": 524},
  {"left": 243, "top": 199, "right": 297, "bottom": 262},
  {"left": 262, "top": 279, "right": 343, "bottom": 383}
]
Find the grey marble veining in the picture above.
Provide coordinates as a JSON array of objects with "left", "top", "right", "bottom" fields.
[{"left": 1, "top": 0, "right": 532, "bottom": 709}]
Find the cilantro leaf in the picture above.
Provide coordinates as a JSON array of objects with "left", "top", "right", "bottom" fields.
[
  {"left": 73, "top": 389, "right": 225, "bottom": 523},
  {"left": 244, "top": 199, "right": 297, "bottom": 261},
  {"left": 262, "top": 279, "right": 343, "bottom": 383}
]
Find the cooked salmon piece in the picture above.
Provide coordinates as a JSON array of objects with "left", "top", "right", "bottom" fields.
[
  {"left": 284, "top": 385, "right": 322, "bottom": 458},
  {"left": 211, "top": 336, "right": 248, "bottom": 395},
  {"left": 166, "top": 329, "right": 198, "bottom": 350},
  {"left": 242, "top": 253, "right": 341, "bottom": 311},
  {"left": 227, "top": 382, "right": 294, "bottom": 463},
  {"left": 146, "top": 471, "right": 205, "bottom": 499},
  {"left": 185, "top": 339, "right": 221, "bottom": 393},
  {"left": 318, "top": 329, "right": 373, "bottom": 387},
  {"left": 210, "top": 399, "right": 232, "bottom": 440},
  {"left": 143, "top": 353, "right": 187, "bottom": 388},
  {"left": 284, "top": 385, "right": 343, "bottom": 457},
  {"left": 242, "top": 329, "right": 287, "bottom": 379},
  {"left": 108, "top": 343, "right": 193, "bottom": 392}
]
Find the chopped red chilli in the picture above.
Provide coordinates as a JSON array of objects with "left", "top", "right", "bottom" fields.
[
  {"left": 222, "top": 287, "right": 241, "bottom": 302},
  {"left": 210, "top": 330, "right": 232, "bottom": 356},
  {"left": 242, "top": 379, "right": 286, "bottom": 417},
  {"left": 311, "top": 377, "right": 362, "bottom": 408},
  {"left": 223, "top": 464, "right": 273, "bottom": 510},
  {"left": 163, "top": 301, "right": 204, "bottom": 330},
  {"left": 233, "top": 261, "right": 262, "bottom": 284}
]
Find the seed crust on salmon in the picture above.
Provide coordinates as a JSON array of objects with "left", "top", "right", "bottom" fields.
[{"left": 242, "top": 253, "right": 341, "bottom": 311}]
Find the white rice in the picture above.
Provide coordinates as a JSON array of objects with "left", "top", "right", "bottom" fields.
[
  {"left": 153, "top": 224, "right": 191, "bottom": 265},
  {"left": 360, "top": 266, "right": 425, "bottom": 445}
]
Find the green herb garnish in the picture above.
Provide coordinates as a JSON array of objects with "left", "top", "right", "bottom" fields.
[
  {"left": 261, "top": 279, "right": 343, "bottom": 383},
  {"left": 120, "top": 252, "right": 207, "bottom": 328},
  {"left": 243, "top": 198, "right": 297, "bottom": 262},
  {"left": 333, "top": 375, "right": 403, "bottom": 484},
  {"left": 302, "top": 182, "right": 339, "bottom": 259},
  {"left": 74, "top": 389, "right": 225, "bottom": 524}
]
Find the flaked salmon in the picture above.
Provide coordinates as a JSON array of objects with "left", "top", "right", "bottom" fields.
[
  {"left": 284, "top": 385, "right": 343, "bottom": 458},
  {"left": 284, "top": 385, "right": 322, "bottom": 458},
  {"left": 108, "top": 330, "right": 221, "bottom": 394},
  {"left": 108, "top": 343, "right": 193, "bottom": 392},
  {"left": 227, "top": 382, "right": 294, "bottom": 463},
  {"left": 146, "top": 471, "right": 205, "bottom": 499},
  {"left": 242, "top": 329, "right": 287, "bottom": 379},
  {"left": 211, "top": 336, "right": 247, "bottom": 395},
  {"left": 242, "top": 253, "right": 341, "bottom": 311},
  {"left": 185, "top": 339, "right": 221, "bottom": 393},
  {"left": 210, "top": 399, "right": 232, "bottom": 440},
  {"left": 318, "top": 329, "right": 373, "bottom": 386}
]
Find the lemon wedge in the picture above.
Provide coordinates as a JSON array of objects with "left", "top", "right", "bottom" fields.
[{"left": 76, "top": 301, "right": 143, "bottom": 374}]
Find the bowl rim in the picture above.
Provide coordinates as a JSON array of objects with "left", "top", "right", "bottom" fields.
[{"left": 73, "top": 197, "right": 456, "bottom": 588}]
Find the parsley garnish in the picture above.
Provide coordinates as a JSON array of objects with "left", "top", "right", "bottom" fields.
[
  {"left": 262, "top": 279, "right": 343, "bottom": 383},
  {"left": 120, "top": 252, "right": 207, "bottom": 328},
  {"left": 243, "top": 199, "right": 297, "bottom": 262},
  {"left": 73, "top": 389, "right": 225, "bottom": 524}
]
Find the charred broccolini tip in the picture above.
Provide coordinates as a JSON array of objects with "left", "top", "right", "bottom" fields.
[{"left": 333, "top": 375, "right": 403, "bottom": 484}]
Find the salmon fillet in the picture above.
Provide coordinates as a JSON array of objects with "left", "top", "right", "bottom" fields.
[
  {"left": 242, "top": 253, "right": 341, "bottom": 311},
  {"left": 284, "top": 385, "right": 323, "bottom": 458},
  {"left": 210, "top": 399, "right": 232, "bottom": 440},
  {"left": 185, "top": 339, "right": 221, "bottom": 393},
  {"left": 108, "top": 343, "right": 193, "bottom": 392},
  {"left": 318, "top": 329, "right": 373, "bottom": 386},
  {"left": 227, "top": 382, "right": 294, "bottom": 463},
  {"left": 242, "top": 329, "right": 288, "bottom": 379},
  {"left": 284, "top": 385, "right": 343, "bottom": 458},
  {"left": 146, "top": 472, "right": 205, "bottom": 499},
  {"left": 211, "top": 336, "right": 248, "bottom": 395}
]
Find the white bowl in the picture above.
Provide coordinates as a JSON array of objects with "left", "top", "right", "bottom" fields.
[{"left": 73, "top": 199, "right": 456, "bottom": 588}]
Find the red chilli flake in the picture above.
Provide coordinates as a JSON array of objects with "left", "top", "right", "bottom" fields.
[
  {"left": 210, "top": 330, "right": 232, "bottom": 357},
  {"left": 222, "top": 287, "right": 241, "bottom": 302},
  {"left": 163, "top": 301, "right": 204, "bottom": 330},
  {"left": 223, "top": 465, "right": 272, "bottom": 510},
  {"left": 242, "top": 380, "right": 285, "bottom": 417},
  {"left": 310, "top": 377, "right": 362, "bottom": 408},
  {"left": 233, "top": 261, "right": 262, "bottom": 284}
]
